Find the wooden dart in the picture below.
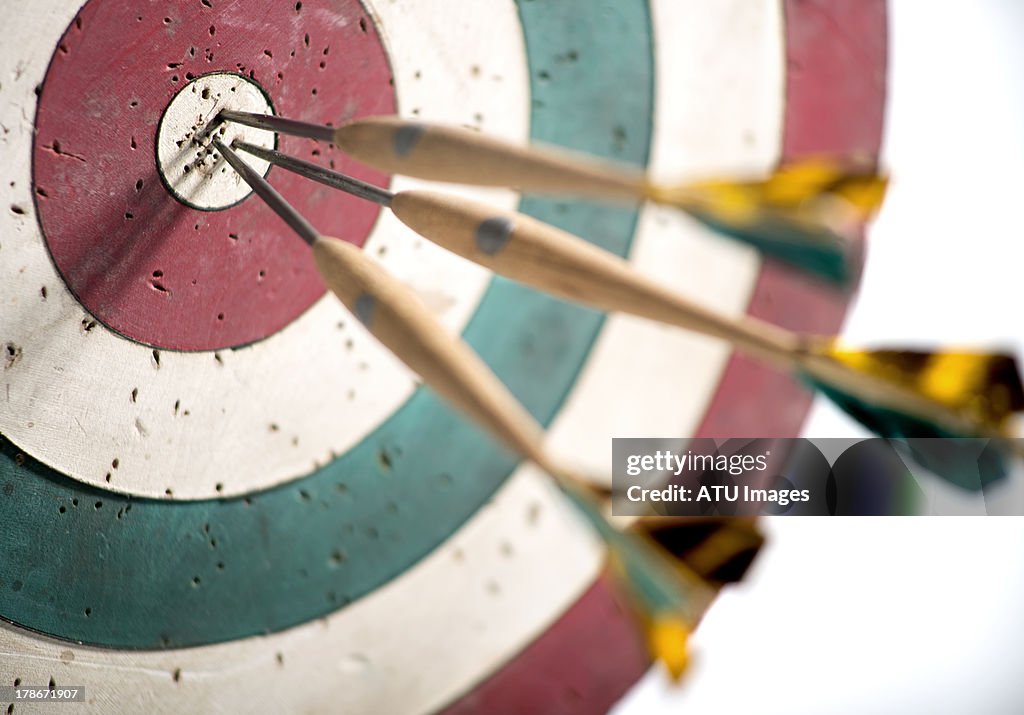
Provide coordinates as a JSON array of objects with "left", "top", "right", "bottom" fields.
[{"left": 214, "top": 110, "right": 888, "bottom": 284}]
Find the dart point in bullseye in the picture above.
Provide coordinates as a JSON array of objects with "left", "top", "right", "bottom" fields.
[{"left": 210, "top": 138, "right": 318, "bottom": 246}]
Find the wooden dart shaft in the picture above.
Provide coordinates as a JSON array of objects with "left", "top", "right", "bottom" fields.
[
  {"left": 310, "top": 236, "right": 554, "bottom": 469},
  {"left": 387, "top": 190, "right": 803, "bottom": 366},
  {"left": 219, "top": 110, "right": 645, "bottom": 200},
  {"left": 332, "top": 116, "right": 647, "bottom": 201}
]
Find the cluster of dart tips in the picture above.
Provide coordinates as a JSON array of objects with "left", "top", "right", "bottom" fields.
[{"left": 197, "top": 109, "right": 1023, "bottom": 680}]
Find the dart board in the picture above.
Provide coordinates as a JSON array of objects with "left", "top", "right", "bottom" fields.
[{"left": 0, "top": 0, "right": 885, "bottom": 712}]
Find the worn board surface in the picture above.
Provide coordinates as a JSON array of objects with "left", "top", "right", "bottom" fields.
[{"left": 0, "top": 0, "right": 885, "bottom": 712}]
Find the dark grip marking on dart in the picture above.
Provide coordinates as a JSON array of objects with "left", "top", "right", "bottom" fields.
[
  {"left": 475, "top": 217, "right": 515, "bottom": 256},
  {"left": 354, "top": 294, "right": 378, "bottom": 328},
  {"left": 393, "top": 123, "right": 426, "bottom": 157}
]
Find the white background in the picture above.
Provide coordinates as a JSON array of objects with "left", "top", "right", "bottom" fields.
[{"left": 616, "top": 1, "right": 1024, "bottom": 712}]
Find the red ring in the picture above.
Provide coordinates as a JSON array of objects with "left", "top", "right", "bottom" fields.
[{"left": 34, "top": 0, "right": 396, "bottom": 351}]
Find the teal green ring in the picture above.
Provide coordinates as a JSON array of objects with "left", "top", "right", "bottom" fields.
[{"left": 0, "top": 0, "right": 653, "bottom": 648}]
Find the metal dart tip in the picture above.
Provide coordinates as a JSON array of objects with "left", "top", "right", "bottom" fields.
[
  {"left": 232, "top": 141, "right": 394, "bottom": 207},
  {"left": 217, "top": 110, "right": 337, "bottom": 143},
  {"left": 211, "top": 138, "right": 320, "bottom": 246},
  {"left": 192, "top": 110, "right": 225, "bottom": 146}
]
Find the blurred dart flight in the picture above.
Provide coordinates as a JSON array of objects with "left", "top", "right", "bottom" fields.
[
  {"left": 232, "top": 140, "right": 1022, "bottom": 489},
  {"left": 635, "top": 517, "right": 765, "bottom": 589},
  {"left": 805, "top": 347, "right": 1024, "bottom": 490},
  {"left": 647, "top": 158, "right": 888, "bottom": 285},
  {"left": 212, "top": 110, "right": 888, "bottom": 286},
  {"left": 560, "top": 482, "right": 715, "bottom": 680}
]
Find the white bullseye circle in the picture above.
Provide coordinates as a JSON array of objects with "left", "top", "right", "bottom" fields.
[{"left": 156, "top": 72, "right": 275, "bottom": 210}]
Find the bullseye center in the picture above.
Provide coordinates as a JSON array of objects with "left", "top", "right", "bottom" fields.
[
  {"left": 35, "top": 2, "right": 396, "bottom": 352},
  {"left": 156, "top": 73, "right": 276, "bottom": 210}
]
